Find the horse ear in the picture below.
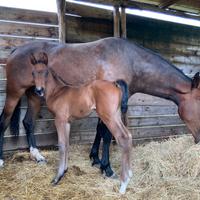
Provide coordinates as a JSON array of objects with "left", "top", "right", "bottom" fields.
[
  {"left": 192, "top": 72, "right": 200, "bottom": 89},
  {"left": 39, "top": 52, "right": 48, "bottom": 65},
  {"left": 30, "top": 53, "right": 37, "bottom": 65}
]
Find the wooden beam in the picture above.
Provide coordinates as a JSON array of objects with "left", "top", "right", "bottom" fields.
[
  {"left": 73, "top": 0, "right": 115, "bottom": 5},
  {"left": 159, "top": 0, "right": 180, "bottom": 9},
  {"left": 56, "top": 0, "right": 66, "bottom": 43},
  {"left": 113, "top": 5, "right": 120, "bottom": 37},
  {"left": 121, "top": 5, "right": 127, "bottom": 38},
  {"left": 72, "top": 0, "right": 200, "bottom": 20},
  {"left": 66, "top": 2, "right": 113, "bottom": 20}
]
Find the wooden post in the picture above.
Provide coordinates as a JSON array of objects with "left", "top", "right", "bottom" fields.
[
  {"left": 56, "top": 0, "right": 66, "bottom": 43},
  {"left": 113, "top": 5, "right": 120, "bottom": 37},
  {"left": 121, "top": 5, "right": 127, "bottom": 39}
]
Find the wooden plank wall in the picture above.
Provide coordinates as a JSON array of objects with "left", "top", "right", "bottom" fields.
[{"left": 0, "top": 3, "right": 200, "bottom": 150}]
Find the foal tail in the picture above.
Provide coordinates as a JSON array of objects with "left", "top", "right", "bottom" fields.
[
  {"left": 10, "top": 100, "right": 21, "bottom": 136},
  {"left": 116, "top": 80, "right": 129, "bottom": 126}
]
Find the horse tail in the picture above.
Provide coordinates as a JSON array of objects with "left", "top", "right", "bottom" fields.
[
  {"left": 116, "top": 80, "right": 129, "bottom": 113},
  {"left": 116, "top": 80, "right": 129, "bottom": 126},
  {"left": 10, "top": 99, "right": 21, "bottom": 137}
]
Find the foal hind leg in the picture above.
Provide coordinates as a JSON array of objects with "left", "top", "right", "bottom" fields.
[
  {"left": 102, "top": 117, "right": 132, "bottom": 194},
  {"left": 0, "top": 94, "right": 23, "bottom": 167},
  {"left": 23, "top": 89, "right": 46, "bottom": 163}
]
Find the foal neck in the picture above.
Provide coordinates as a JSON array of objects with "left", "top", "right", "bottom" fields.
[{"left": 45, "top": 69, "right": 65, "bottom": 100}]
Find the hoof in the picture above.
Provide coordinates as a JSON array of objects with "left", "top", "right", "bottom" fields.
[
  {"left": 119, "top": 177, "right": 131, "bottom": 194},
  {"left": 37, "top": 159, "right": 47, "bottom": 165},
  {"left": 0, "top": 159, "right": 4, "bottom": 168},
  {"left": 128, "top": 170, "right": 133, "bottom": 178},
  {"left": 90, "top": 154, "right": 101, "bottom": 168},
  {"left": 30, "top": 147, "right": 46, "bottom": 163},
  {"left": 92, "top": 163, "right": 101, "bottom": 169},
  {"left": 110, "top": 173, "right": 118, "bottom": 179},
  {"left": 103, "top": 172, "right": 118, "bottom": 179},
  {"left": 51, "top": 178, "right": 59, "bottom": 186},
  {"left": 101, "top": 164, "right": 115, "bottom": 178},
  {"left": 51, "top": 170, "right": 67, "bottom": 186},
  {"left": 51, "top": 176, "right": 62, "bottom": 186}
]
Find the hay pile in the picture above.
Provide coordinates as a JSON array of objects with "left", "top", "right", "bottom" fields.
[{"left": 1, "top": 136, "right": 200, "bottom": 200}]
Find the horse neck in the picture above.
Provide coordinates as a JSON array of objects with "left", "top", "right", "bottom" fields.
[
  {"left": 129, "top": 47, "right": 192, "bottom": 105},
  {"left": 134, "top": 70, "right": 191, "bottom": 105}
]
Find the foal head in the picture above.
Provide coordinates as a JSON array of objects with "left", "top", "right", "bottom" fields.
[{"left": 30, "top": 52, "right": 48, "bottom": 97}]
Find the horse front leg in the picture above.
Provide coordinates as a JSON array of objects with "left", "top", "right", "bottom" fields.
[
  {"left": 0, "top": 110, "right": 8, "bottom": 167},
  {"left": 0, "top": 94, "right": 23, "bottom": 167},
  {"left": 23, "top": 89, "right": 46, "bottom": 163},
  {"left": 52, "top": 117, "right": 69, "bottom": 185}
]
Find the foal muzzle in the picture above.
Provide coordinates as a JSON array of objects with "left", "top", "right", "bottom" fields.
[{"left": 34, "top": 87, "right": 45, "bottom": 97}]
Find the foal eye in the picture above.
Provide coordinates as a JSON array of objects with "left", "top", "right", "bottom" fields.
[{"left": 45, "top": 71, "right": 49, "bottom": 77}]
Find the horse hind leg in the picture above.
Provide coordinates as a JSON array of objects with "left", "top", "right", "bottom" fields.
[
  {"left": 100, "top": 121, "right": 117, "bottom": 178},
  {"left": 23, "top": 89, "right": 46, "bottom": 163},
  {"left": 89, "top": 118, "right": 102, "bottom": 167}
]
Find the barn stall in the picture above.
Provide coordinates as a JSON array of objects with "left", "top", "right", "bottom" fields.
[{"left": 1, "top": 0, "right": 200, "bottom": 199}]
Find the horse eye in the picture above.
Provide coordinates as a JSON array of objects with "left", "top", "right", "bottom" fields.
[{"left": 32, "top": 72, "right": 35, "bottom": 77}]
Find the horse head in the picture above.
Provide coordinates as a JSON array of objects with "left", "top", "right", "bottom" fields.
[
  {"left": 30, "top": 52, "right": 48, "bottom": 97},
  {"left": 178, "top": 72, "right": 200, "bottom": 143}
]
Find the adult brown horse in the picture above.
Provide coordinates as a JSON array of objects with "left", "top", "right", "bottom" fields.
[
  {"left": 1, "top": 37, "right": 200, "bottom": 176},
  {"left": 30, "top": 52, "right": 132, "bottom": 194}
]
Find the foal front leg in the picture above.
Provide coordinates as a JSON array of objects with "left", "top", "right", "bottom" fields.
[
  {"left": 64, "top": 123, "right": 70, "bottom": 172},
  {"left": 52, "top": 117, "right": 70, "bottom": 185}
]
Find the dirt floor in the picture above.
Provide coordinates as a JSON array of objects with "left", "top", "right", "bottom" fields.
[{"left": 1, "top": 136, "right": 200, "bottom": 200}]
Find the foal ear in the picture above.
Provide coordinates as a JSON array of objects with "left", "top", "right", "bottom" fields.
[
  {"left": 39, "top": 52, "right": 48, "bottom": 65},
  {"left": 192, "top": 72, "right": 200, "bottom": 89},
  {"left": 30, "top": 53, "right": 37, "bottom": 65}
]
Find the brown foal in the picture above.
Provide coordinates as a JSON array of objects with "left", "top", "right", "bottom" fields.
[{"left": 30, "top": 52, "right": 132, "bottom": 194}]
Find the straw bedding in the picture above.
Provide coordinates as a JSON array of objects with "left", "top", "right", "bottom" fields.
[{"left": 1, "top": 136, "right": 200, "bottom": 200}]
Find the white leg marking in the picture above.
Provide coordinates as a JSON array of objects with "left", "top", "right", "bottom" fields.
[
  {"left": 119, "top": 177, "right": 130, "bottom": 194},
  {"left": 128, "top": 170, "right": 133, "bottom": 178},
  {"left": 0, "top": 159, "right": 4, "bottom": 167},
  {"left": 30, "top": 147, "right": 45, "bottom": 162}
]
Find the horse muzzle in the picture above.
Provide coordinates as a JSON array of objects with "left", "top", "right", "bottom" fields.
[{"left": 34, "top": 87, "right": 45, "bottom": 97}]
